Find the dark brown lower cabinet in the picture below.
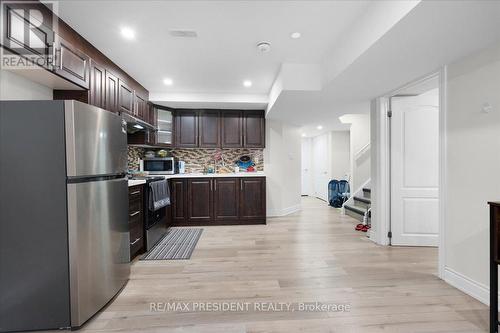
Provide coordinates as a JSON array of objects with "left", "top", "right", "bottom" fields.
[
  {"left": 129, "top": 185, "right": 144, "bottom": 260},
  {"left": 239, "top": 177, "right": 266, "bottom": 220},
  {"left": 170, "top": 177, "right": 265, "bottom": 226},
  {"left": 214, "top": 178, "right": 239, "bottom": 220},
  {"left": 187, "top": 178, "right": 213, "bottom": 223},
  {"left": 171, "top": 179, "right": 187, "bottom": 224}
]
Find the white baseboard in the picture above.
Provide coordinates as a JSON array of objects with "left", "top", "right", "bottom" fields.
[
  {"left": 443, "top": 267, "right": 490, "bottom": 305},
  {"left": 267, "top": 204, "right": 302, "bottom": 217}
]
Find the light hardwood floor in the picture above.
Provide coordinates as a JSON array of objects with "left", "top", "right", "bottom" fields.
[{"left": 52, "top": 197, "right": 488, "bottom": 332}]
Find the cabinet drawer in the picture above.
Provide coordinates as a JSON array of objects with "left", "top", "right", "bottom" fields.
[
  {"left": 130, "top": 235, "right": 143, "bottom": 257},
  {"left": 129, "top": 199, "right": 142, "bottom": 216},
  {"left": 130, "top": 221, "right": 143, "bottom": 240},
  {"left": 129, "top": 186, "right": 143, "bottom": 200}
]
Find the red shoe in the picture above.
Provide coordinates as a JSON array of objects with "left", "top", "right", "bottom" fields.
[
  {"left": 361, "top": 225, "right": 369, "bottom": 232},
  {"left": 355, "top": 224, "right": 364, "bottom": 231}
]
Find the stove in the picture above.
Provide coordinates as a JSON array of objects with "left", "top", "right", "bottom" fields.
[{"left": 130, "top": 175, "right": 169, "bottom": 250}]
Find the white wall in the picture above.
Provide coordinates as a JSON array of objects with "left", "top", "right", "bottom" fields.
[
  {"left": 264, "top": 119, "right": 302, "bottom": 216},
  {"left": 343, "top": 113, "right": 371, "bottom": 191},
  {"left": 330, "top": 131, "right": 350, "bottom": 180},
  {"left": 443, "top": 44, "right": 500, "bottom": 304},
  {"left": 0, "top": 69, "right": 53, "bottom": 100}
]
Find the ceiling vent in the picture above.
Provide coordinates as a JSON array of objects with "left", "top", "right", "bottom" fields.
[{"left": 169, "top": 30, "right": 198, "bottom": 38}]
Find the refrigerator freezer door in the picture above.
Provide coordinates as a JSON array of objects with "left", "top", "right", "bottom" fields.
[
  {"left": 65, "top": 101, "right": 127, "bottom": 177},
  {"left": 67, "top": 177, "right": 130, "bottom": 328}
]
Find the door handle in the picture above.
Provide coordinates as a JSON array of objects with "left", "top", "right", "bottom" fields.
[
  {"left": 129, "top": 211, "right": 140, "bottom": 217},
  {"left": 130, "top": 190, "right": 141, "bottom": 195},
  {"left": 130, "top": 238, "right": 141, "bottom": 246}
]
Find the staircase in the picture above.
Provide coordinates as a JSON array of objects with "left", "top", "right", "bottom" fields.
[{"left": 344, "top": 187, "right": 371, "bottom": 223}]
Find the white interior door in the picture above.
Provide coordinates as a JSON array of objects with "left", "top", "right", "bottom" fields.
[
  {"left": 391, "top": 90, "right": 439, "bottom": 246},
  {"left": 301, "top": 138, "right": 313, "bottom": 196},
  {"left": 312, "top": 133, "right": 330, "bottom": 201}
]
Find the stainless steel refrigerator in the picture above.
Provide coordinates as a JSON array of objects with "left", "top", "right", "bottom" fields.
[{"left": 0, "top": 100, "right": 130, "bottom": 332}]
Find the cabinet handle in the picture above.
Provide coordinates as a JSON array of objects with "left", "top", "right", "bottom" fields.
[
  {"left": 210, "top": 180, "right": 213, "bottom": 191},
  {"left": 129, "top": 211, "right": 140, "bottom": 217},
  {"left": 130, "top": 238, "right": 141, "bottom": 246},
  {"left": 130, "top": 190, "right": 141, "bottom": 195},
  {"left": 240, "top": 179, "right": 243, "bottom": 191},
  {"left": 214, "top": 180, "right": 217, "bottom": 191}
]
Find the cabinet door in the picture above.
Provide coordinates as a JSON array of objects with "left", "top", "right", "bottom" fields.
[
  {"left": 156, "top": 107, "right": 173, "bottom": 146},
  {"left": 243, "top": 111, "right": 265, "bottom": 148},
  {"left": 214, "top": 178, "right": 239, "bottom": 221},
  {"left": 174, "top": 110, "right": 198, "bottom": 148},
  {"left": 53, "top": 35, "right": 90, "bottom": 89},
  {"left": 89, "top": 60, "right": 105, "bottom": 109},
  {"left": 171, "top": 179, "right": 187, "bottom": 223},
  {"left": 221, "top": 111, "right": 243, "bottom": 148},
  {"left": 2, "top": 2, "right": 54, "bottom": 69},
  {"left": 199, "top": 110, "right": 220, "bottom": 148},
  {"left": 118, "top": 79, "right": 134, "bottom": 114},
  {"left": 239, "top": 177, "right": 266, "bottom": 220},
  {"left": 105, "top": 70, "right": 119, "bottom": 113},
  {"left": 187, "top": 179, "right": 213, "bottom": 223},
  {"left": 134, "top": 93, "right": 146, "bottom": 120}
]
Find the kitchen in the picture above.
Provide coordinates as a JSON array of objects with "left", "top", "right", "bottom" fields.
[
  {"left": 2, "top": 1, "right": 497, "bottom": 333},
  {"left": 0, "top": 1, "right": 266, "bottom": 331}
]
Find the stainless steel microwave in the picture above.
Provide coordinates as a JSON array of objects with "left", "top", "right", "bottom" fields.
[{"left": 140, "top": 157, "right": 176, "bottom": 174}]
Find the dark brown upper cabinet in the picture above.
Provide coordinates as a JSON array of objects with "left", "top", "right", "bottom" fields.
[
  {"left": 174, "top": 110, "right": 199, "bottom": 148},
  {"left": 134, "top": 93, "right": 147, "bottom": 120},
  {"left": 118, "top": 79, "right": 134, "bottom": 114},
  {"left": 89, "top": 60, "right": 105, "bottom": 109},
  {"left": 2, "top": 2, "right": 55, "bottom": 70},
  {"left": 105, "top": 70, "right": 119, "bottom": 113},
  {"left": 199, "top": 110, "right": 220, "bottom": 148},
  {"left": 53, "top": 35, "right": 90, "bottom": 89},
  {"left": 243, "top": 111, "right": 265, "bottom": 148},
  {"left": 221, "top": 111, "right": 243, "bottom": 148},
  {"left": 214, "top": 178, "right": 239, "bottom": 221},
  {"left": 187, "top": 179, "right": 213, "bottom": 223},
  {"left": 239, "top": 177, "right": 266, "bottom": 220}
]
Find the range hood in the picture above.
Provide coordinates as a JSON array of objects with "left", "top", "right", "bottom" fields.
[{"left": 122, "top": 112, "right": 155, "bottom": 133}]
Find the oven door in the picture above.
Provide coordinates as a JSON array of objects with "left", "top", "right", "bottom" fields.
[{"left": 142, "top": 159, "right": 174, "bottom": 174}]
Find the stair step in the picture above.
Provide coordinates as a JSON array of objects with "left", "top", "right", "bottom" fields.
[
  {"left": 362, "top": 187, "right": 371, "bottom": 199},
  {"left": 345, "top": 205, "right": 364, "bottom": 222},
  {"left": 354, "top": 196, "right": 370, "bottom": 204},
  {"left": 344, "top": 205, "right": 366, "bottom": 216},
  {"left": 353, "top": 196, "right": 370, "bottom": 209}
]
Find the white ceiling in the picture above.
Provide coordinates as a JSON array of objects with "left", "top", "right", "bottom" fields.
[
  {"left": 55, "top": 0, "right": 371, "bottom": 95},
  {"left": 267, "top": 0, "right": 500, "bottom": 136}
]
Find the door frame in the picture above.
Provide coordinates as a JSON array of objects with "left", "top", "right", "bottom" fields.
[{"left": 371, "top": 68, "right": 447, "bottom": 279}]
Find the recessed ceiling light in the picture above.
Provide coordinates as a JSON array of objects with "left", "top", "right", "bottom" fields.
[
  {"left": 163, "top": 78, "right": 173, "bottom": 86},
  {"left": 120, "top": 27, "right": 135, "bottom": 40},
  {"left": 290, "top": 32, "right": 301, "bottom": 39},
  {"left": 317, "top": 125, "right": 323, "bottom": 130},
  {"left": 243, "top": 80, "right": 252, "bottom": 87},
  {"left": 301, "top": 133, "right": 306, "bottom": 137}
]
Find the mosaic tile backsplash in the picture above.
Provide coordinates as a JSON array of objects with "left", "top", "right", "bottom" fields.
[{"left": 127, "top": 146, "right": 264, "bottom": 173}]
